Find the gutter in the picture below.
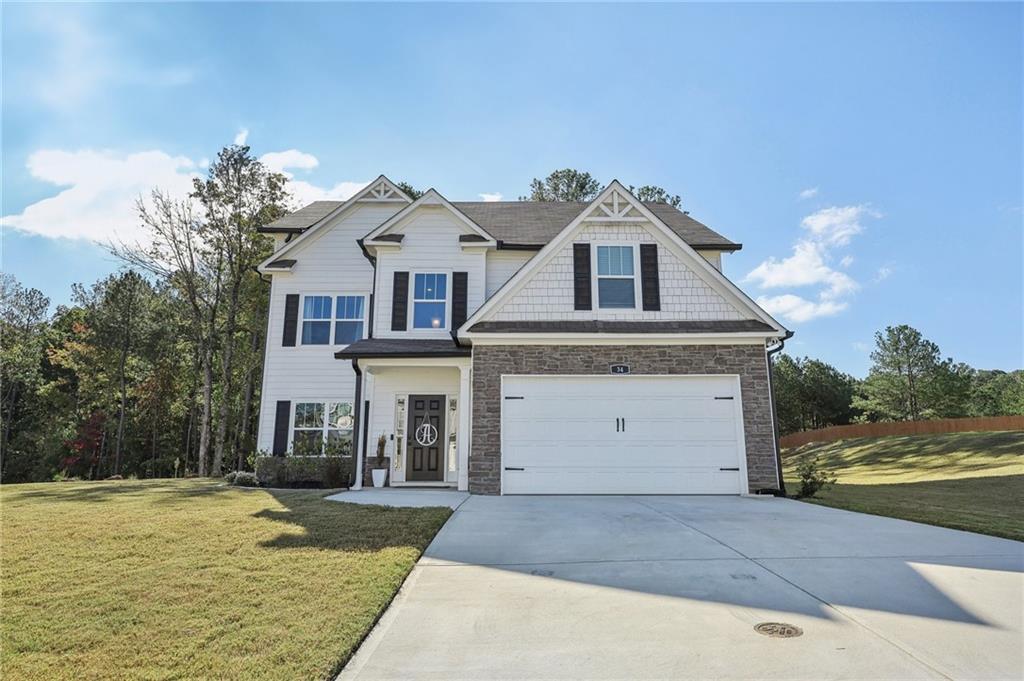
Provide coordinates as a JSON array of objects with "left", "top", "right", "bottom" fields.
[
  {"left": 351, "top": 359, "right": 364, "bottom": 490},
  {"left": 765, "top": 330, "right": 794, "bottom": 496}
]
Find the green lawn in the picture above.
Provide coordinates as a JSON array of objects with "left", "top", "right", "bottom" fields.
[
  {"left": 783, "top": 430, "right": 1024, "bottom": 542},
  {"left": 0, "top": 480, "right": 451, "bottom": 680}
]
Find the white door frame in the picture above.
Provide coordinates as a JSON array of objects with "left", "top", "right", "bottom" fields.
[{"left": 498, "top": 373, "right": 749, "bottom": 496}]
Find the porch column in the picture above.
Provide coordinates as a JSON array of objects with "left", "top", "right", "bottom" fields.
[{"left": 457, "top": 362, "right": 472, "bottom": 491}]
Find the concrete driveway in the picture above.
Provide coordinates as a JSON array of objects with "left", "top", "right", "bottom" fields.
[{"left": 340, "top": 495, "right": 1023, "bottom": 680}]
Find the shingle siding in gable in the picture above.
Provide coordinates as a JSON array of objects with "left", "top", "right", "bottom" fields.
[{"left": 491, "top": 223, "right": 746, "bottom": 322}]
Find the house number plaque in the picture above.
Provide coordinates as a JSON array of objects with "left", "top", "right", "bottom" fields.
[{"left": 610, "top": 364, "right": 630, "bottom": 375}]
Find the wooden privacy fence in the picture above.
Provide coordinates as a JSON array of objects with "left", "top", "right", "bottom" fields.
[{"left": 780, "top": 415, "right": 1024, "bottom": 449}]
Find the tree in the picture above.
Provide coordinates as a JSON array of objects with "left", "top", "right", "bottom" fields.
[
  {"left": 115, "top": 192, "right": 224, "bottom": 476},
  {"left": 520, "top": 169, "right": 603, "bottom": 202},
  {"left": 396, "top": 181, "right": 423, "bottom": 200},
  {"left": 854, "top": 324, "right": 972, "bottom": 421},
  {"left": 191, "top": 145, "right": 287, "bottom": 476},
  {"left": 772, "top": 353, "right": 858, "bottom": 434},
  {"left": 520, "top": 169, "right": 683, "bottom": 208},
  {"left": 630, "top": 185, "right": 682, "bottom": 208},
  {"left": 0, "top": 275, "right": 52, "bottom": 481}
]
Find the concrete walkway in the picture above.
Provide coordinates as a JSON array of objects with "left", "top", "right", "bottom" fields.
[
  {"left": 340, "top": 495, "right": 1023, "bottom": 680},
  {"left": 325, "top": 488, "right": 469, "bottom": 510}
]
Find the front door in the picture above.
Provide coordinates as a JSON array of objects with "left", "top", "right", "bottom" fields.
[{"left": 407, "top": 395, "right": 446, "bottom": 482}]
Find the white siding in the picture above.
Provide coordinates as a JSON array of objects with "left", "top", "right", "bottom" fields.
[
  {"left": 256, "top": 203, "right": 404, "bottom": 452},
  {"left": 365, "top": 367, "right": 461, "bottom": 483},
  {"left": 485, "top": 250, "right": 535, "bottom": 299},
  {"left": 373, "top": 206, "right": 487, "bottom": 339},
  {"left": 697, "top": 250, "right": 723, "bottom": 271},
  {"left": 491, "top": 222, "right": 746, "bottom": 322}
]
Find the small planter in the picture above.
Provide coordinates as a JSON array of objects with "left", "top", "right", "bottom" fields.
[{"left": 371, "top": 468, "right": 388, "bottom": 488}]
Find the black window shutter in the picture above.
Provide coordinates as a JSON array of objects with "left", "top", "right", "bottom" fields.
[
  {"left": 572, "top": 243, "right": 592, "bottom": 311},
  {"left": 640, "top": 244, "right": 661, "bottom": 311},
  {"left": 273, "top": 401, "right": 290, "bottom": 456},
  {"left": 282, "top": 294, "right": 299, "bottom": 346},
  {"left": 452, "top": 272, "right": 468, "bottom": 329},
  {"left": 391, "top": 272, "right": 409, "bottom": 331}
]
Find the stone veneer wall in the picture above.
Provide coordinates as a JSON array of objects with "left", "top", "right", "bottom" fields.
[{"left": 469, "top": 344, "right": 779, "bottom": 495}]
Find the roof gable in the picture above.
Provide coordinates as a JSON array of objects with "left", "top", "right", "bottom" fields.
[
  {"left": 460, "top": 181, "right": 787, "bottom": 335},
  {"left": 362, "top": 189, "right": 496, "bottom": 246},
  {"left": 257, "top": 175, "right": 411, "bottom": 270}
]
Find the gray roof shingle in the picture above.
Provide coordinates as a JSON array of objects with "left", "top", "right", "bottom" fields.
[
  {"left": 262, "top": 200, "right": 740, "bottom": 250},
  {"left": 334, "top": 338, "right": 470, "bottom": 359}
]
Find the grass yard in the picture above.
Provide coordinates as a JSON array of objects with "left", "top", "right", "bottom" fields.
[
  {"left": 0, "top": 480, "right": 451, "bottom": 680},
  {"left": 783, "top": 430, "right": 1024, "bottom": 542}
]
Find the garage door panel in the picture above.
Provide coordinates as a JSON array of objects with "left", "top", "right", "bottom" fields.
[
  {"left": 504, "top": 442, "right": 741, "bottom": 469},
  {"left": 503, "top": 467, "right": 741, "bottom": 495},
  {"left": 501, "top": 375, "right": 746, "bottom": 495}
]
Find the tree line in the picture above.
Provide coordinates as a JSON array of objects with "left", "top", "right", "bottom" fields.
[
  {"left": 774, "top": 324, "right": 1023, "bottom": 435},
  {"left": 0, "top": 165, "right": 683, "bottom": 483}
]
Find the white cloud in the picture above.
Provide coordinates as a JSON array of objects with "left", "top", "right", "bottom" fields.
[
  {"left": 745, "top": 240, "right": 857, "bottom": 300},
  {"left": 745, "top": 204, "right": 879, "bottom": 323},
  {"left": 1, "top": 149, "right": 199, "bottom": 244},
  {"left": 259, "top": 150, "right": 318, "bottom": 174},
  {"left": 800, "top": 204, "right": 877, "bottom": 246},
  {"left": 798, "top": 187, "right": 819, "bottom": 200},
  {"left": 478, "top": 192, "right": 503, "bottom": 202},
  {"left": 874, "top": 265, "right": 892, "bottom": 282},
  {"left": 2, "top": 145, "right": 367, "bottom": 242},
  {"left": 756, "top": 294, "right": 847, "bottom": 323},
  {"left": 234, "top": 128, "right": 249, "bottom": 145},
  {"left": 852, "top": 341, "right": 871, "bottom": 353}
]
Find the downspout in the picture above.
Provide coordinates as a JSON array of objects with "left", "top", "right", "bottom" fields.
[
  {"left": 357, "top": 238, "right": 377, "bottom": 339},
  {"left": 765, "top": 331, "right": 794, "bottom": 496},
  {"left": 351, "top": 359, "right": 364, "bottom": 490}
]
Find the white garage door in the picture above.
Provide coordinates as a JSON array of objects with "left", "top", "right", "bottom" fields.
[{"left": 501, "top": 375, "right": 747, "bottom": 495}]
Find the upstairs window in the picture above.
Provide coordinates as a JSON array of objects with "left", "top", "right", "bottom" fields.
[
  {"left": 334, "top": 296, "right": 365, "bottom": 345},
  {"left": 301, "top": 295, "right": 365, "bottom": 345},
  {"left": 412, "top": 273, "right": 447, "bottom": 329},
  {"left": 596, "top": 245, "right": 637, "bottom": 309},
  {"left": 301, "top": 296, "right": 332, "bottom": 344}
]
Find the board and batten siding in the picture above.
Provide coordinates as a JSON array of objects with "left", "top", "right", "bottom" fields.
[
  {"left": 372, "top": 206, "right": 487, "bottom": 339},
  {"left": 491, "top": 222, "right": 745, "bottom": 322},
  {"left": 485, "top": 250, "right": 535, "bottom": 299},
  {"left": 256, "top": 203, "right": 404, "bottom": 453}
]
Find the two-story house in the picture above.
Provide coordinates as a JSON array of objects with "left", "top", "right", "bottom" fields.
[{"left": 255, "top": 176, "right": 791, "bottom": 495}]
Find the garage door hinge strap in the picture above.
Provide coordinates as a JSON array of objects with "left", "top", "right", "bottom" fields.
[
  {"left": 719, "top": 467, "right": 740, "bottom": 471},
  {"left": 504, "top": 466, "right": 525, "bottom": 471},
  {"left": 504, "top": 396, "right": 524, "bottom": 400},
  {"left": 714, "top": 396, "right": 734, "bottom": 400}
]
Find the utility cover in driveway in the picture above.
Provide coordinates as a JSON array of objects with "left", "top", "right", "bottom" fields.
[{"left": 501, "top": 375, "right": 746, "bottom": 494}]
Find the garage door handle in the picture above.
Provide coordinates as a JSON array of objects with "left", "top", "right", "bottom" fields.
[
  {"left": 719, "top": 467, "right": 739, "bottom": 471},
  {"left": 504, "top": 466, "right": 525, "bottom": 471},
  {"left": 616, "top": 417, "right": 620, "bottom": 432}
]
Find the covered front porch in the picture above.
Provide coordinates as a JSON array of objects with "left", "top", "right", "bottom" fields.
[{"left": 337, "top": 339, "right": 472, "bottom": 492}]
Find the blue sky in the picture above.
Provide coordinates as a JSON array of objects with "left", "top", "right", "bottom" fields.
[{"left": 2, "top": 2, "right": 1021, "bottom": 376}]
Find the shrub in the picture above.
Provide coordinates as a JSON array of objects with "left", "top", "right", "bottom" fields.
[
  {"left": 232, "top": 471, "right": 260, "bottom": 487},
  {"left": 795, "top": 456, "right": 837, "bottom": 498},
  {"left": 254, "top": 455, "right": 353, "bottom": 488},
  {"left": 223, "top": 471, "right": 238, "bottom": 484}
]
